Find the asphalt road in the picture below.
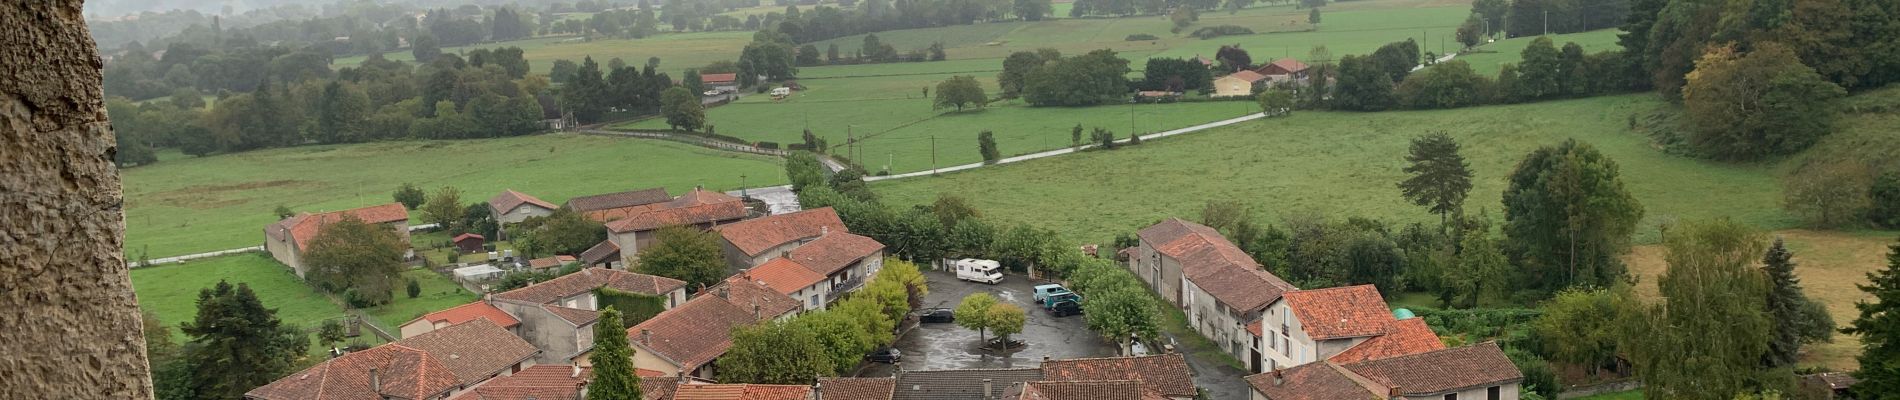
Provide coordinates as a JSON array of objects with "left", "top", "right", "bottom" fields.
[{"left": 860, "top": 269, "right": 1117, "bottom": 375}]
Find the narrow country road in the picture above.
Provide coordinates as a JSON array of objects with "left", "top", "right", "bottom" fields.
[{"left": 864, "top": 112, "right": 1265, "bottom": 182}]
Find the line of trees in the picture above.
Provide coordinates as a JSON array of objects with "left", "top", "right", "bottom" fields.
[{"left": 716, "top": 259, "right": 928, "bottom": 384}]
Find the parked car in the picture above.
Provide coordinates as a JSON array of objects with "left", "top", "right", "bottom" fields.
[
  {"left": 1049, "top": 300, "right": 1083, "bottom": 317},
  {"left": 1032, "top": 284, "right": 1067, "bottom": 304},
  {"left": 866, "top": 347, "right": 902, "bottom": 363},
  {"left": 954, "top": 258, "right": 1003, "bottom": 284},
  {"left": 919, "top": 308, "right": 955, "bottom": 323},
  {"left": 1130, "top": 340, "right": 1150, "bottom": 356},
  {"left": 1034, "top": 284, "right": 1082, "bottom": 309}
]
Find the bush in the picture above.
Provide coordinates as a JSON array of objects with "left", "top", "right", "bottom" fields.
[
  {"left": 406, "top": 278, "right": 421, "bottom": 299},
  {"left": 757, "top": 141, "right": 780, "bottom": 149},
  {"left": 1125, "top": 33, "right": 1160, "bottom": 41},
  {"left": 1190, "top": 25, "right": 1254, "bottom": 39},
  {"left": 1872, "top": 172, "right": 1900, "bottom": 228},
  {"left": 1507, "top": 348, "right": 1559, "bottom": 399}
]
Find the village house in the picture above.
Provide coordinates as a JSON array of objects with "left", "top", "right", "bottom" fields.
[
  {"left": 578, "top": 240, "right": 622, "bottom": 269},
  {"left": 623, "top": 277, "right": 801, "bottom": 380},
  {"left": 565, "top": 187, "right": 673, "bottom": 222},
  {"left": 733, "top": 258, "right": 832, "bottom": 312},
  {"left": 1244, "top": 342, "right": 1524, "bottom": 400},
  {"left": 246, "top": 319, "right": 539, "bottom": 400},
  {"left": 1252, "top": 58, "right": 1310, "bottom": 84},
  {"left": 400, "top": 300, "right": 522, "bottom": 339},
  {"left": 1257, "top": 284, "right": 1448, "bottom": 371},
  {"left": 488, "top": 189, "right": 559, "bottom": 225},
  {"left": 782, "top": 231, "right": 886, "bottom": 305},
  {"left": 700, "top": 73, "right": 739, "bottom": 92},
  {"left": 1178, "top": 240, "right": 1297, "bottom": 369},
  {"left": 263, "top": 203, "right": 410, "bottom": 278},
  {"left": 606, "top": 188, "right": 751, "bottom": 264},
  {"left": 1212, "top": 70, "right": 1267, "bottom": 97},
  {"left": 714, "top": 207, "right": 847, "bottom": 271},
  {"left": 487, "top": 267, "right": 688, "bottom": 364}
]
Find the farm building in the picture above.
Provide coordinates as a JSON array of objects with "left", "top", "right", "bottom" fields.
[
  {"left": 453, "top": 233, "right": 485, "bottom": 253},
  {"left": 263, "top": 203, "right": 411, "bottom": 278},
  {"left": 1213, "top": 71, "right": 1266, "bottom": 97}
]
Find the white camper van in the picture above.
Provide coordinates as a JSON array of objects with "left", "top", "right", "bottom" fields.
[{"left": 953, "top": 258, "right": 1003, "bottom": 284}]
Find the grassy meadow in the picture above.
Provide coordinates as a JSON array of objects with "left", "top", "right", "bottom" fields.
[
  {"left": 331, "top": 32, "right": 753, "bottom": 79},
  {"left": 123, "top": 134, "right": 786, "bottom": 258},
  {"left": 1454, "top": 29, "right": 1623, "bottom": 76},
  {"left": 131, "top": 253, "right": 369, "bottom": 356}
]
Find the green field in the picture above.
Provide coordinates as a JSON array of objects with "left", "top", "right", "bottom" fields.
[
  {"left": 1454, "top": 29, "right": 1624, "bottom": 76},
  {"left": 871, "top": 94, "right": 1799, "bottom": 245},
  {"left": 131, "top": 254, "right": 363, "bottom": 356},
  {"left": 365, "top": 269, "right": 479, "bottom": 330},
  {"left": 1575, "top": 390, "right": 1643, "bottom": 400},
  {"left": 331, "top": 32, "right": 753, "bottom": 79},
  {"left": 123, "top": 134, "right": 786, "bottom": 258}
]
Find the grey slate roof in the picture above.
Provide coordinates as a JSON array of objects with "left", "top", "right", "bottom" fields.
[{"left": 893, "top": 368, "right": 1044, "bottom": 400}]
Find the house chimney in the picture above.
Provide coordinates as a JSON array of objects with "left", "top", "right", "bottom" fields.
[
  {"left": 1272, "top": 368, "right": 1283, "bottom": 386},
  {"left": 820, "top": 225, "right": 829, "bottom": 236},
  {"left": 641, "top": 329, "right": 652, "bottom": 345},
  {"left": 982, "top": 379, "right": 993, "bottom": 400},
  {"left": 717, "top": 286, "right": 729, "bottom": 299},
  {"left": 813, "top": 381, "right": 824, "bottom": 400},
  {"left": 753, "top": 303, "right": 761, "bottom": 319},
  {"left": 572, "top": 365, "right": 583, "bottom": 378},
  {"left": 369, "top": 367, "right": 381, "bottom": 392},
  {"left": 1389, "top": 387, "right": 1402, "bottom": 398}
]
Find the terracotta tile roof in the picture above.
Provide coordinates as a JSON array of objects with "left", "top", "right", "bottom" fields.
[
  {"left": 606, "top": 194, "right": 749, "bottom": 233},
  {"left": 267, "top": 203, "right": 409, "bottom": 251},
  {"left": 1243, "top": 362, "right": 1386, "bottom": 400},
  {"left": 643, "top": 380, "right": 682, "bottom": 400},
  {"left": 785, "top": 232, "right": 885, "bottom": 276},
  {"left": 585, "top": 203, "right": 665, "bottom": 222},
  {"left": 580, "top": 240, "right": 621, "bottom": 265},
  {"left": 1281, "top": 285, "right": 1395, "bottom": 340},
  {"left": 451, "top": 365, "right": 588, "bottom": 400},
  {"left": 494, "top": 267, "right": 687, "bottom": 304},
  {"left": 739, "top": 258, "right": 827, "bottom": 295},
  {"left": 637, "top": 368, "right": 669, "bottom": 378},
  {"left": 1013, "top": 380, "right": 1147, "bottom": 400},
  {"left": 715, "top": 207, "right": 846, "bottom": 257},
  {"left": 1328, "top": 318, "right": 1444, "bottom": 364},
  {"left": 249, "top": 319, "right": 537, "bottom": 400},
  {"left": 403, "top": 301, "right": 521, "bottom": 331},
  {"left": 708, "top": 275, "right": 804, "bottom": 319},
  {"left": 893, "top": 368, "right": 1044, "bottom": 400},
  {"left": 1256, "top": 58, "right": 1309, "bottom": 75},
  {"left": 626, "top": 294, "right": 760, "bottom": 371},
  {"left": 567, "top": 187, "right": 671, "bottom": 213},
  {"left": 397, "top": 319, "right": 542, "bottom": 384},
  {"left": 1224, "top": 70, "right": 1266, "bottom": 83},
  {"left": 700, "top": 73, "right": 738, "bottom": 84},
  {"left": 530, "top": 255, "right": 580, "bottom": 270},
  {"left": 544, "top": 304, "right": 600, "bottom": 325},
  {"left": 679, "top": 384, "right": 812, "bottom": 400},
  {"left": 1341, "top": 342, "right": 1523, "bottom": 396},
  {"left": 818, "top": 377, "right": 895, "bottom": 400},
  {"left": 1142, "top": 219, "right": 1294, "bottom": 313},
  {"left": 1038, "top": 354, "right": 1195, "bottom": 398},
  {"left": 1247, "top": 318, "right": 1265, "bottom": 337},
  {"left": 489, "top": 189, "right": 558, "bottom": 215}
]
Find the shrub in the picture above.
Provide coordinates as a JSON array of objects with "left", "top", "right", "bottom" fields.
[
  {"left": 1783, "top": 161, "right": 1874, "bottom": 228},
  {"left": 757, "top": 141, "right": 780, "bottom": 149},
  {"left": 1190, "top": 25, "right": 1254, "bottom": 39},
  {"left": 1125, "top": 33, "right": 1159, "bottom": 41},
  {"left": 406, "top": 278, "right": 421, "bottom": 299},
  {"left": 1871, "top": 172, "right": 1900, "bottom": 228}
]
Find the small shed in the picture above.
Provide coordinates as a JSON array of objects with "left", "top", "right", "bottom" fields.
[
  {"left": 453, "top": 264, "right": 506, "bottom": 282},
  {"left": 452, "top": 233, "right": 486, "bottom": 253}
]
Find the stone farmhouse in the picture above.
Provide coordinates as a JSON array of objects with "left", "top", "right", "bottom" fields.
[
  {"left": 1245, "top": 342, "right": 1524, "bottom": 400},
  {"left": 713, "top": 207, "right": 847, "bottom": 272},
  {"left": 488, "top": 189, "right": 559, "bottom": 225},
  {"left": 246, "top": 319, "right": 539, "bottom": 400},
  {"left": 622, "top": 275, "right": 802, "bottom": 380},
  {"left": 263, "top": 202, "right": 410, "bottom": 278},
  {"left": 604, "top": 188, "right": 751, "bottom": 264},
  {"left": 398, "top": 267, "right": 688, "bottom": 365}
]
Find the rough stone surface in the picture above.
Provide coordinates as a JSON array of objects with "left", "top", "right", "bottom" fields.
[{"left": 1, "top": 1, "right": 156, "bottom": 398}]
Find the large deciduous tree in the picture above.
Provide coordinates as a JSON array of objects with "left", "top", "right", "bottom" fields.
[
  {"left": 717, "top": 320, "right": 834, "bottom": 384},
  {"left": 934, "top": 75, "right": 988, "bottom": 112},
  {"left": 511, "top": 208, "right": 607, "bottom": 258},
  {"left": 998, "top": 49, "right": 1060, "bottom": 98},
  {"left": 180, "top": 281, "right": 309, "bottom": 399},
  {"left": 1396, "top": 60, "right": 1492, "bottom": 109},
  {"left": 1331, "top": 54, "right": 1395, "bottom": 111},
  {"left": 1620, "top": 219, "right": 1772, "bottom": 400},
  {"left": 1535, "top": 287, "right": 1625, "bottom": 377},
  {"left": 1844, "top": 238, "right": 1900, "bottom": 397},
  {"left": 1682, "top": 43, "right": 1846, "bottom": 160},
  {"left": 421, "top": 186, "right": 464, "bottom": 228},
  {"left": 635, "top": 225, "right": 727, "bottom": 291},
  {"left": 1397, "top": 131, "right": 1473, "bottom": 227},
  {"left": 1502, "top": 139, "right": 1643, "bottom": 292},
  {"left": 661, "top": 86, "right": 706, "bottom": 132},
  {"left": 1023, "top": 50, "right": 1132, "bottom": 106},
  {"left": 393, "top": 183, "right": 427, "bottom": 210},
  {"left": 303, "top": 215, "right": 407, "bottom": 306},
  {"left": 954, "top": 292, "right": 1000, "bottom": 347},
  {"left": 986, "top": 303, "right": 1027, "bottom": 349},
  {"left": 589, "top": 308, "right": 643, "bottom": 400}
]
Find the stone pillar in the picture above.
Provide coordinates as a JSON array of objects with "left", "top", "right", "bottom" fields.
[{"left": 1, "top": 1, "right": 155, "bottom": 398}]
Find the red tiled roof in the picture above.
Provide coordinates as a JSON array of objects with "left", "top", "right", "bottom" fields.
[
  {"left": 454, "top": 233, "right": 486, "bottom": 243},
  {"left": 1224, "top": 70, "right": 1266, "bottom": 83},
  {"left": 567, "top": 187, "right": 672, "bottom": 213},
  {"left": 1255, "top": 58, "right": 1310, "bottom": 76},
  {"left": 451, "top": 364, "right": 588, "bottom": 400},
  {"left": 1142, "top": 218, "right": 1294, "bottom": 313},
  {"left": 1282, "top": 285, "right": 1395, "bottom": 340},
  {"left": 1187, "top": 260, "right": 1295, "bottom": 314},
  {"left": 700, "top": 73, "right": 738, "bottom": 84},
  {"left": 740, "top": 258, "right": 828, "bottom": 295},
  {"left": 643, "top": 380, "right": 682, "bottom": 400},
  {"left": 709, "top": 274, "right": 804, "bottom": 319},
  {"left": 544, "top": 304, "right": 600, "bottom": 325},
  {"left": 606, "top": 190, "right": 749, "bottom": 233},
  {"left": 268, "top": 203, "right": 409, "bottom": 251},
  {"left": 1039, "top": 354, "right": 1196, "bottom": 398},
  {"left": 580, "top": 240, "right": 621, "bottom": 265},
  {"left": 673, "top": 383, "right": 812, "bottom": 400},
  {"left": 1342, "top": 342, "right": 1523, "bottom": 396},
  {"left": 626, "top": 295, "right": 760, "bottom": 371},
  {"left": 249, "top": 319, "right": 537, "bottom": 400},
  {"left": 715, "top": 207, "right": 846, "bottom": 257},
  {"left": 1328, "top": 318, "right": 1444, "bottom": 363},
  {"left": 489, "top": 189, "right": 558, "bottom": 215},
  {"left": 529, "top": 255, "right": 579, "bottom": 270},
  {"left": 786, "top": 232, "right": 885, "bottom": 276},
  {"left": 637, "top": 368, "right": 669, "bottom": 378},
  {"left": 1243, "top": 362, "right": 1386, "bottom": 400},
  {"left": 403, "top": 301, "right": 521, "bottom": 331},
  {"left": 495, "top": 267, "right": 687, "bottom": 304},
  {"left": 818, "top": 377, "right": 895, "bottom": 400}
]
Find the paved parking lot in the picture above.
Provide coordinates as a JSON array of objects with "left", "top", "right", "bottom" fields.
[{"left": 860, "top": 270, "right": 1118, "bottom": 376}]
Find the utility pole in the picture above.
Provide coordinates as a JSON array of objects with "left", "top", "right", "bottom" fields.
[
  {"left": 1543, "top": 10, "right": 1548, "bottom": 36},
  {"left": 930, "top": 135, "right": 938, "bottom": 175}
]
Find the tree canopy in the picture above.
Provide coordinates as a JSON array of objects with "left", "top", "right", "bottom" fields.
[
  {"left": 303, "top": 215, "right": 406, "bottom": 306},
  {"left": 180, "top": 281, "right": 308, "bottom": 400},
  {"left": 1397, "top": 132, "right": 1474, "bottom": 226},
  {"left": 933, "top": 75, "right": 988, "bottom": 112},
  {"left": 635, "top": 225, "right": 729, "bottom": 291},
  {"left": 1501, "top": 139, "right": 1643, "bottom": 292},
  {"left": 589, "top": 308, "right": 644, "bottom": 400}
]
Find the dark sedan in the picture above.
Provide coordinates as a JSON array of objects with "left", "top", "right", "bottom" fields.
[
  {"left": 866, "top": 347, "right": 902, "bottom": 363},
  {"left": 919, "top": 308, "right": 955, "bottom": 323},
  {"left": 1049, "top": 300, "right": 1083, "bottom": 317}
]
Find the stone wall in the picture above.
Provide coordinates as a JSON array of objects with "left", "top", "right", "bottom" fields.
[{"left": 1, "top": 1, "right": 155, "bottom": 398}]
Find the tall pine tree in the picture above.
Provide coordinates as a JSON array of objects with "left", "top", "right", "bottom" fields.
[
  {"left": 1397, "top": 131, "right": 1473, "bottom": 228},
  {"left": 588, "top": 308, "right": 642, "bottom": 400},
  {"left": 1846, "top": 238, "right": 1900, "bottom": 397},
  {"left": 1761, "top": 237, "right": 1834, "bottom": 368},
  {"left": 180, "top": 281, "right": 308, "bottom": 399}
]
